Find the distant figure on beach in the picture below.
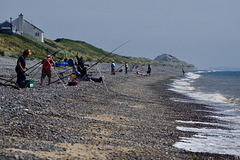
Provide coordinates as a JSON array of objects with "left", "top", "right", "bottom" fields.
[
  {"left": 15, "top": 49, "right": 31, "bottom": 88},
  {"left": 147, "top": 64, "right": 151, "bottom": 75},
  {"left": 76, "top": 53, "right": 84, "bottom": 75},
  {"left": 111, "top": 60, "right": 115, "bottom": 75},
  {"left": 41, "top": 55, "right": 55, "bottom": 86},
  {"left": 182, "top": 68, "right": 185, "bottom": 75},
  {"left": 135, "top": 71, "right": 144, "bottom": 75},
  {"left": 125, "top": 62, "right": 128, "bottom": 74}
]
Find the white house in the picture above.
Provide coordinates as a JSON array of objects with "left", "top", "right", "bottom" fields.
[{"left": 12, "top": 13, "right": 44, "bottom": 42}]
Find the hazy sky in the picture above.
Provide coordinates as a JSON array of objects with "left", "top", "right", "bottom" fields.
[{"left": 1, "top": 0, "right": 240, "bottom": 69}]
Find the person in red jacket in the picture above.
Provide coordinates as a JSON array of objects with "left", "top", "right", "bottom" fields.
[{"left": 41, "top": 55, "right": 55, "bottom": 86}]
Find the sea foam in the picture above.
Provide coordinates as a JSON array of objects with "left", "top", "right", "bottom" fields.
[{"left": 170, "top": 71, "right": 240, "bottom": 157}]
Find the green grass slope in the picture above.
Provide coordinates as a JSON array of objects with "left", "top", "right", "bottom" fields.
[
  {"left": 0, "top": 34, "right": 194, "bottom": 68},
  {"left": 0, "top": 34, "right": 157, "bottom": 65}
]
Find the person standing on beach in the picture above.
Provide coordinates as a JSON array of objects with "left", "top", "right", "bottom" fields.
[
  {"left": 147, "top": 64, "right": 151, "bottom": 75},
  {"left": 41, "top": 55, "right": 55, "bottom": 86},
  {"left": 15, "top": 49, "right": 31, "bottom": 88},
  {"left": 111, "top": 60, "right": 115, "bottom": 75},
  {"left": 76, "top": 53, "right": 84, "bottom": 75},
  {"left": 182, "top": 68, "right": 185, "bottom": 75},
  {"left": 125, "top": 62, "right": 128, "bottom": 74}
]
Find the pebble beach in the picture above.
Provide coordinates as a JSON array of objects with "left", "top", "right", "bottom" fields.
[{"left": 0, "top": 56, "right": 238, "bottom": 159}]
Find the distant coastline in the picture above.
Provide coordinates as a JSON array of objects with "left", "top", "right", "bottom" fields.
[{"left": 208, "top": 67, "right": 240, "bottom": 71}]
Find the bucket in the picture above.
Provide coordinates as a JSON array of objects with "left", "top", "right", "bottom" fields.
[
  {"left": 23, "top": 80, "right": 34, "bottom": 88},
  {"left": 70, "top": 73, "right": 77, "bottom": 79}
]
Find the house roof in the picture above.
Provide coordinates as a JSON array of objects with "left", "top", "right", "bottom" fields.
[
  {"left": 24, "top": 19, "right": 44, "bottom": 33},
  {"left": 0, "top": 21, "right": 11, "bottom": 27},
  {"left": 0, "top": 20, "right": 16, "bottom": 29},
  {"left": 12, "top": 14, "right": 44, "bottom": 33}
]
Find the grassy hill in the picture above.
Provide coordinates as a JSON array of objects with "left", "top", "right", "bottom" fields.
[
  {"left": 154, "top": 54, "right": 195, "bottom": 69},
  {"left": 0, "top": 33, "right": 194, "bottom": 68},
  {"left": 0, "top": 34, "right": 157, "bottom": 65}
]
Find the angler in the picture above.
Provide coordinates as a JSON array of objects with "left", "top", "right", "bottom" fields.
[
  {"left": 15, "top": 49, "right": 31, "bottom": 88},
  {"left": 41, "top": 55, "right": 55, "bottom": 86}
]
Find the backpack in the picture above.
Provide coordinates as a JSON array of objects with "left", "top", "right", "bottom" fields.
[{"left": 68, "top": 81, "right": 78, "bottom": 86}]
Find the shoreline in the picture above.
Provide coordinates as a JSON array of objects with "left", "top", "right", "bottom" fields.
[{"left": 0, "top": 56, "right": 238, "bottom": 159}]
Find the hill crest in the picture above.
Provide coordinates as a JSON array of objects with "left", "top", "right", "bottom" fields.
[{"left": 154, "top": 54, "right": 194, "bottom": 68}]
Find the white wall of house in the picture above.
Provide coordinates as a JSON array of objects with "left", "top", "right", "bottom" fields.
[
  {"left": 40, "top": 32, "right": 44, "bottom": 42},
  {"left": 23, "top": 22, "right": 44, "bottom": 42},
  {"left": 12, "top": 14, "right": 44, "bottom": 42}
]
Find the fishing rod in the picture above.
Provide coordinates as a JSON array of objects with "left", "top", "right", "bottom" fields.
[
  {"left": 0, "top": 77, "right": 18, "bottom": 84},
  {"left": 50, "top": 72, "right": 69, "bottom": 84},
  {"left": 26, "top": 62, "right": 42, "bottom": 75},
  {"left": 51, "top": 40, "right": 131, "bottom": 84},
  {"left": 19, "top": 59, "right": 49, "bottom": 88},
  {"left": 96, "top": 64, "right": 108, "bottom": 92},
  {"left": 115, "top": 63, "right": 125, "bottom": 72},
  {"left": 28, "top": 61, "right": 42, "bottom": 70},
  {"left": 23, "top": 63, "right": 43, "bottom": 88},
  {"left": 9, "top": 61, "right": 42, "bottom": 81},
  {"left": 87, "top": 40, "right": 131, "bottom": 71},
  {"left": 50, "top": 67, "right": 72, "bottom": 79},
  {"left": 0, "top": 77, "right": 20, "bottom": 90}
]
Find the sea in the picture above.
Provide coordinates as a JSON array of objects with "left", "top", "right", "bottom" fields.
[{"left": 169, "top": 70, "right": 240, "bottom": 157}]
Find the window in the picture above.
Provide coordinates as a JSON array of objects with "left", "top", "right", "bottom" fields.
[{"left": 35, "top": 33, "right": 39, "bottom": 36}]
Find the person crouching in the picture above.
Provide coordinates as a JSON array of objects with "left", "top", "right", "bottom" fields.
[{"left": 41, "top": 55, "right": 55, "bottom": 86}]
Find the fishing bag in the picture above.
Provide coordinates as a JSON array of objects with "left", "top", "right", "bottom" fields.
[{"left": 68, "top": 81, "right": 78, "bottom": 86}]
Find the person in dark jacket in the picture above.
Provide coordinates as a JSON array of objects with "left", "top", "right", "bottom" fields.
[
  {"left": 76, "top": 53, "right": 84, "bottom": 74},
  {"left": 15, "top": 49, "right": 31, "bottom": 88}
]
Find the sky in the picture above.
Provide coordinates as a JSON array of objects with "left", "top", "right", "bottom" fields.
[{"left": 1, "top": 0, "right": 240, "bottom": 69}]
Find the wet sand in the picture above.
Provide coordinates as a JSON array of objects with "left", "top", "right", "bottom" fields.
[{"left": 0, "top": 56, "right": 238, "bottom": 159}]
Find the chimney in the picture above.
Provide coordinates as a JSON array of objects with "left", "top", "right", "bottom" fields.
[{"left": 10, "top": 17, "right": 12, "bottom": 33}]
